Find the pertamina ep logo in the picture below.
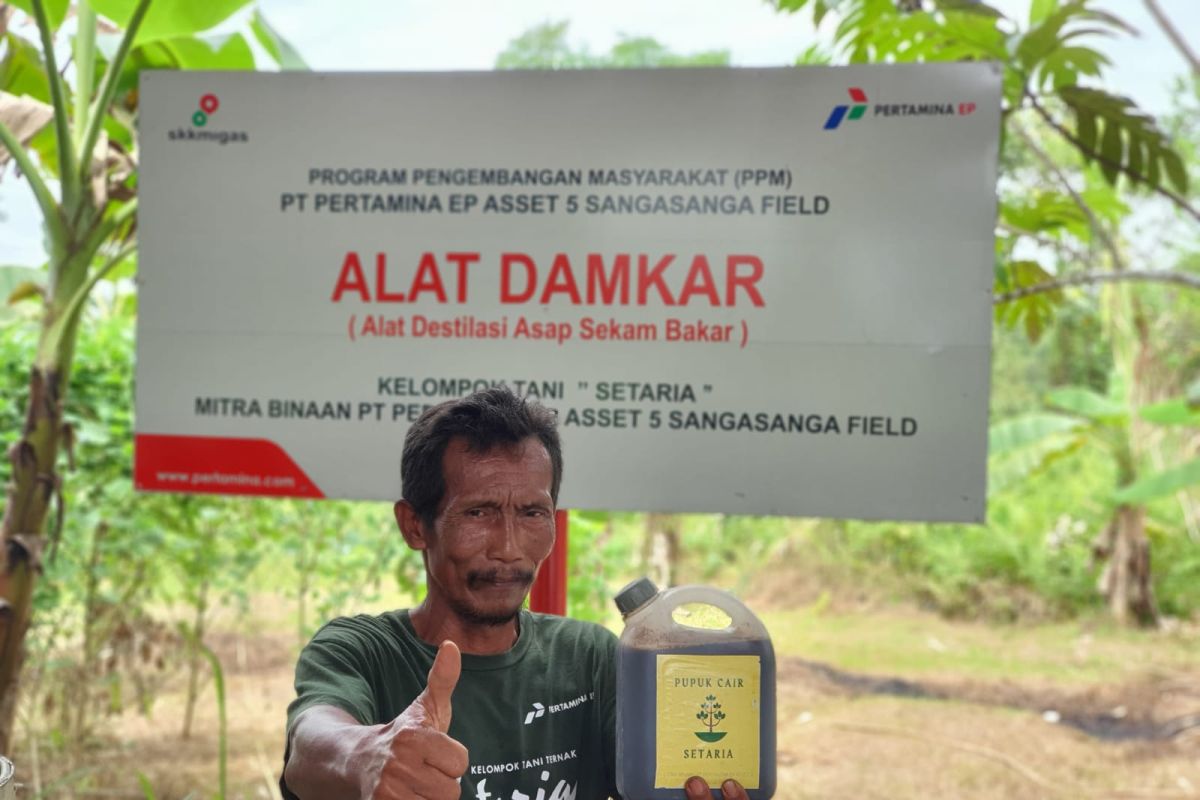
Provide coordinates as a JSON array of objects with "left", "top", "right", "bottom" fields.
[
  {"left": 823, "top": 85, "right": 977, "bottom": 131},
  {"left": 522, "top": 692, "right": 594, "bottom": 725},
  {"left": 823, "top": 87, "right": 868, "bottom": 130},
  {"left": 168, "top": 93, "right": 249, "bottom": 145}
]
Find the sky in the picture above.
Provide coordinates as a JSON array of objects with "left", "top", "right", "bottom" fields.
[
  {"left": 1, "top": 0, "right": 1197, "bottom": 266},
  {"left": 256, "top": 0, "right": 1197, "bottom": 113}
]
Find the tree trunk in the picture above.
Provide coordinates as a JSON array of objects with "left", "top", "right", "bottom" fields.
[
  {"left": 0, "top": 366, "right": 66, "bottom": 752},
  {"left": 181, "top": 580, "right": 209, "bottom": 740},
  {"left": 1094, "top": 505, "right": 1158, "bottom": 627},
  {"left": 644, "top": 513, "right": 681, "bottom": 588}
]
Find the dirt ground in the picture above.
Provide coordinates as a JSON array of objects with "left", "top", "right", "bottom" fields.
[
  {"left": 774, "top": 658, "right": 1200, "bottom": 799},
  {"left": 11, "top": 598, "right": 1200, "bottom": 800}
]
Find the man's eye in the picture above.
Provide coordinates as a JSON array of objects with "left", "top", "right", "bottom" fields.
[{"left": 465, "top": 508, "right": 487, "bottom": 518}]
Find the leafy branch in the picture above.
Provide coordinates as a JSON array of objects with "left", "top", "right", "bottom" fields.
[
  {"left": 994, "top": 269, "right": 1200, "bottom": 304},
  {"left": 1026, "top": 91, "right": 1199, "bottom": 224},
  {"left": 1011, "top": 117, "right": 1126, "bottom": 271}
]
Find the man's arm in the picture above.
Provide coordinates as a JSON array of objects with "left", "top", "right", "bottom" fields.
[
  {"left": 284, "top": 705, "right": 387, "bottom": 798},
  {"left": 284, "top": 641, "right": 469, "bottom": 800}
]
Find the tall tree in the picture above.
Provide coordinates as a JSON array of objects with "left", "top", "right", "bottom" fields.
[{"left": 0, "top": 0, "right": 303, "bottom": 749}]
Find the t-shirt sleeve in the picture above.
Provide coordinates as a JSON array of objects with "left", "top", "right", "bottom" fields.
[
  {"left": 593, "top": 627, "right": 621, "bottom": 799},
  {"left": 286, "top": 618, "right": 381, "bottom": 734},
  {"left": 281, "top": 618, "right": 389, "bottom": 800}
]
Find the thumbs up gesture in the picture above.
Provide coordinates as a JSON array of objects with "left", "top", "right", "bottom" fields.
[{"left": 367, "top": 641, "right": 469, "bottom": 800}]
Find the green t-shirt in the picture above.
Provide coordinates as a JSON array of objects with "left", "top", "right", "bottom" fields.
[{"left": 281, "top": 609, "right": 619, "bottom": 800}]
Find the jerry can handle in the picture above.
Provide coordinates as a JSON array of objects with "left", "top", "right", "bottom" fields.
[{"left": 658, "top": 585, "right": 758, "bottom": 632}]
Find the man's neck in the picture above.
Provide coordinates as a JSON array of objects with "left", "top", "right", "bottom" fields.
[{"left": 408, "top": 599, "right": 521, "bottom": 655}]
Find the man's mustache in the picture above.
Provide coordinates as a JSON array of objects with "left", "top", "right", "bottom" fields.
[{"left": 467, "top": 568, "right": 535, "bottom": 589}]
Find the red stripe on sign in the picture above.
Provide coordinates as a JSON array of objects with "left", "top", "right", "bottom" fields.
[
  {"left": 134, "top": 434, "right": 324, "bottom": 498},
  {"left": 849, "top": 87, "right": 867, "bottom": 103}
]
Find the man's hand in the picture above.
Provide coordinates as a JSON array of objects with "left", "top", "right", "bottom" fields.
[
  {"left": 283, "top": 640, "right": 469, "bottom": 800},
  {"left": 366, "top": 640, "right": 469, "bottom": 800},
  {"left": 684, "top": 776, "right": 750, "bottom": 800}
]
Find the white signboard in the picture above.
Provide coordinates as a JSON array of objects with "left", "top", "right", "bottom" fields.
[{"left": 135, "top": 65, "right": 1000, "bottom": 522}]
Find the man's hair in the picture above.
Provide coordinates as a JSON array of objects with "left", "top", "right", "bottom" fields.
[{"left": 401, "top": 386, "right": 562, "bottom": 527}]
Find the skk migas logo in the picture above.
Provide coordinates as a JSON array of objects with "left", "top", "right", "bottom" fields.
[
  {"left": 168, "top": 92, "right": 249, "bottom": 145},
  {"left": 192, "top": 93, "right": 219, "bottom": 127}
]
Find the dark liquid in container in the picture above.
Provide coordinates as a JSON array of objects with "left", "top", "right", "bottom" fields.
[{"left": 616, "top": 639, "right": 777, "bottom": 800}]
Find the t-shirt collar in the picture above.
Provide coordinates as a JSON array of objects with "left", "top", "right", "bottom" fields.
[{"left": 398, "top": 608, "right": 535, "bottom": 671}]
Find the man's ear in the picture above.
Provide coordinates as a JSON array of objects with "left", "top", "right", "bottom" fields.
[{"left": 394, "top": 500, "right": 430, "bottom": 550}]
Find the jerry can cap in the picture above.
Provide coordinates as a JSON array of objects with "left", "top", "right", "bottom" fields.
[{"left": 615, "top": 576, "right": 659, "bottom": 617}]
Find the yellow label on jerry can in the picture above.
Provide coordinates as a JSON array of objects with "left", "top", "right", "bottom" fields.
[{"left": 654, "top": 654, "right": 761, "bottom": 789}]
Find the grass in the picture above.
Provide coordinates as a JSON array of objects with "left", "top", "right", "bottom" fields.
[{"left": 761, "top": 605, "right": 1200, "bottom": 685}]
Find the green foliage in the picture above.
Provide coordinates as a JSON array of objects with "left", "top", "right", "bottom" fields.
[
  {"left": 794, "top": 43, "right": 833, "bottom": 65},
  {"left": 250, "top": 10, "right": 309, "bottom": 70},
  {"left": 565, "top": 511, "right": 630, "bottom": 623},
  {"left": 196, "top": 640, "right": 227, "bottom": 800},
  {"left": 1113, "top": 459, "right": 1200, "bottom": 505},
  {"left": 3, "top": 309, "right": 423, "bottom": 773},
  {"left": 1001, "top": 191, "right": 1089, "bottom": 237},
  {"left": 273, "top": 499, "right": 415, "bottom": 643},
  {"left": 1059, "top": 86, "right": 1189, "bottom": 192},
  {"left": 1015, "top": 3, "right": 1130, "bottom": 88},
  {"left": 1, "top": 31, "right": 53, "bottom": 101},
  {"left": 821, "top": 459, "right": 1113, "bottom": 620},
  {"left": 1043, "top": 304, "right": 1110, "bottom": 391},
  {"left": 795, "top": 318, "right": 1200, "bottom": 621},
  {"left": 496, "top": 21, "right": 729, "bottom": 70},
  {"left": 1046, "top": 385, "right": 1126, "bottom": 423},
  {"left": 1140, "top": 398, "right": 1200, "bottom": 426},
  {"left": 89, "top": 0, "right": 256, "bottom": 46},
  {"left": 994, "top": 260, "right": 1063, "bottom": 341},
  {"left": 1, "top": 265, "right": 44, "bottom": 321},
  {"left": 131, "top": 32, "right": 257, "bottom": 71},
  {"left": 6, "top": 0, "right": 69, "bottom": 33},
  {"left": 494, "top": 21, "right": 594, "bottom": 70},
  {"left": 987, "top": 413, "right": 1081, "bottom": 457}
]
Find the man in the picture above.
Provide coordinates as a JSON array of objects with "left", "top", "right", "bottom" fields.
[{"left": 282, "top": 387, "right": 748, "bottom": 800}]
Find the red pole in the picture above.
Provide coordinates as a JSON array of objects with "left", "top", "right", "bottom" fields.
[{"left": 530, "top": 509, "right": 569, "bottom": 615}]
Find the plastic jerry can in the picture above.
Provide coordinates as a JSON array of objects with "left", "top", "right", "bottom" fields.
[{"left": 614, "top": 578, "right": 776, "bottom": 800}]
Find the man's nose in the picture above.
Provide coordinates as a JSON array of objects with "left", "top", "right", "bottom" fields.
[{"left": 486, "top": 512, "right": 523, "bottom": 561}]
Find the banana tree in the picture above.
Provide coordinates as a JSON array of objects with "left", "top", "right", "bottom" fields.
[
  {"left": 989, "top": 381, "right": 1200, "bottom": 625},
  {"left": 0, "top": 0, "right": 301, "bottom": 750}
]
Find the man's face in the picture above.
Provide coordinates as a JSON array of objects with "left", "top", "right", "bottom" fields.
[{"left": 403, "top": 436, "right": 556, "bottom": 626}]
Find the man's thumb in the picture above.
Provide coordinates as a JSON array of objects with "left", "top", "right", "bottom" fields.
[{"left": 419, "top": 640, "right": 461, "bottom": 732}]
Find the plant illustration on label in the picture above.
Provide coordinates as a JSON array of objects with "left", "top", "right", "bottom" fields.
[{"left": 695, "top": 694, "right": 728, "bottom": 742}]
